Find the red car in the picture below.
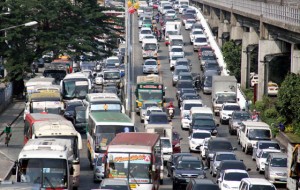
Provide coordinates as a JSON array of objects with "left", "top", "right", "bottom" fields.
[
  {"left": 198, "top": 46, "right": 214, "bottom": 60},
  {"left": 172, "top": 131, "right": 182, "bottom": 153}
]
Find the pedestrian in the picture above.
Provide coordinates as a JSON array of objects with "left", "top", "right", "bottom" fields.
[
  {"left": 278, "top": 122, "right": 285, "bottom": 132},
  {"left": 162, "top": 27, "right": 165, "bottom": 38},
  {"left": 251, "top": 109, "right": 259, "bottom": 121},
  {"left": 156, "top": 30, "right": 161, "bottom": 41}
]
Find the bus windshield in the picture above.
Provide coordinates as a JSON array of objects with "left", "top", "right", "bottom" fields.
[
  {"left": 62, "top": 79, "right": 89, "bottom": 99},
  {"left": 90, "top": 103, "right": 121, "bottom": 112},
  {"left": 95, "top": 125, "right": 135, "bottom": 134},
  {"left": 104, "top": 72, "right": 120, "bottom": 79},
  {"left": 18, "top": 158, "right": 68, "bottom": 188},
  {"left": 138, "top": 90, "right": 162, "bottom": 100},
  {"left": 107, "top": 153, "right": 152, "bottom": 184}
]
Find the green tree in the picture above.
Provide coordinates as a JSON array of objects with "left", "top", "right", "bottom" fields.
[
  {"left": 276, "top": 73, "right": 300, "bottom": 124},
  {"left": 0, "top": 0, "right": 123, "bottom": 84},
  {"left": 221, "top": 40, "right": 242, "bottom": 82}
]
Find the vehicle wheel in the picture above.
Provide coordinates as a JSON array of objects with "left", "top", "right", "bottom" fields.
[
  {"left": 237, "top": 138, "right": 240, "bottom": 145},
  {"left": 160, "top": 179, "right": 163, "bottom": 185},
  {"left": 245, "top": 146, "right": 249, "bottom": 154},
  {"left": 212, "top": 172, "right": 216, "bottom": 177},
  {"left": 220, "top": 119, "right": 223, "bottom": 125},
  {"left": 173, "top": 182, "right": 177, "bottom": 190},
  {"left": 242, "top": 146, "right": 245, "bottom": 152}
]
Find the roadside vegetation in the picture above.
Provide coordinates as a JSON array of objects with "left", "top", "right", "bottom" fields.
[{"left": 223, "top": 40, "right": 300, "bottom": 137}]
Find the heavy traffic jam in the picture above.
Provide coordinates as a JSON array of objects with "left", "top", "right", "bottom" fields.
[{"left": 1, "top": 0, "right": 290, "bottom": 190}]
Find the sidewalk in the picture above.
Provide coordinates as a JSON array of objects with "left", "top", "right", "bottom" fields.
[{"left": 0, "top": 99, "right": 24, "bottom": 182}]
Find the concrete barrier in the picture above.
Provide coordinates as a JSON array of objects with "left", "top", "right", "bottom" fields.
[{"left": 190, "top": 5, "right": 247, "bottom": 110}]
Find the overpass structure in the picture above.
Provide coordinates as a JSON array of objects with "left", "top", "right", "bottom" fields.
[{"left": 191, "top": 0, "right": 300, "bottom": 100}]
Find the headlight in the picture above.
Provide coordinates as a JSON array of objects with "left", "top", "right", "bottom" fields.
[
  {"left": 174, "top": 174, "right": 181, "bottom": 178},
  {"left": 209, "top": 153, "right": 214, "bottom": 158},
  {"left": 223, "top": 183, "right": 230, "bottom": 189},
  {"left": 197, "top": 174, "right": 205, "bottom": 179},
  {"left": 191, "top": 140, "right": 197, "bottom": 144}
]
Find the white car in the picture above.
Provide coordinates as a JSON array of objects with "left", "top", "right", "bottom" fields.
[
  {"left": 252, "top": 140, "right": 281, "bottom": 161},
  {"left": 169, "top": 46, "right": 184, "bottom": 59},
  {"left": 139, "top": 16, "right": 152, "bottom": 28},
  {"left": 169, "top": 54, "right": 184, "bottom": 70},
  {"left": 140, "top": 101, "right": 158, "bottom": 122},
  {"left": 219, "top": 103, "right": 241, "bottom": 124},
  {"left": 268, "top": 81, "right": 279, "bottom": 96},
  {"left": 161, "top": 137, "right": 173, "bottom": 162},
  {"left": 139, "top": 27, "right": 152, "bottom": 42},
  {"left": 141, "top": 34, "right": 156, "bottom": 41},
  {"left": 173, "top": 2, "right": 179, "bottom": 10},
  {"left": 94, "top": 73, "right": 103, "bottom": 85},
  {"left": 185, "top": 19, "right": 196, "bottom": 30},
  {"left": 143, "top": 59, "right": 158, "bottom": 74},
  {"left": 251, "top": 74, "right": 259, "bottom": 87},
  {"left": 165, "top": 9, "right": 176, "bottom": 18},
  {"left": 218, "top": 169, "right": 249, "bottom": 190},
  {"left": 188, "top": 130, "right": 211, "bottom": 152},
  {"left": 178, "top": 5, "right": 188, "bottom": 13},
  {"left": 189, "top": 29, "right": 204, "bottom": 43},
  {"left": 193, "top": 35, "right": 208, "bottom": 51},
  {"left": 256, "top": 148, "right": 282, "bottom": 173},
  {"left": 200, "top": 137, "right": 210, "bottom": 159},
  {"left": 162, "top": 4, "right": 173, "bottom": 14},
  {"left": 144, "top": 106, "right": 163, "bottom": 125},
  {"left": 180, "top": 99, "right": 203, "bottom": 129}
]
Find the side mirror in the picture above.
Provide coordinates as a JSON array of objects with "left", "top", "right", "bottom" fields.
[{"left": 233, "top": 147, "right": 237, "bottom": 150}]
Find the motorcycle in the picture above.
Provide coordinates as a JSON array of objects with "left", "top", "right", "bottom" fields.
[{"left": 167, "top": 107, "right": 175, "bottom": 120}]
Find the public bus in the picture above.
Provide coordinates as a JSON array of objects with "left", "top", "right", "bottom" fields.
[
  {"left": 24, "top": 90, "right": 64, "bottom": 120},
  {"left": 60, "top": 72, "right": 92, "bottom": 100},
  {"left": 25, "top": 77, "right": 56, "bottom": 97},
  {"left": 23, "top": 113, "right": 82, "bottom": 188},
  {"left": 135, "top": 74, "right": 165, "bottom": 114},
  {"left": 87, "top": 112, "right": 135, "bottom": 168},
  {"left": 83, "top": 93, "right": 125, "bottom": 120},
  {"left": 105, "top": 132, "right": 163, "bottom": 190},
  {"left": 14, "top": 138, "right": 74, "bottom": 190}
]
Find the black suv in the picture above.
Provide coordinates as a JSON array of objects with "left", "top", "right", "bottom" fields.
[
  {"left": 186, "top": 179, "right": 219, "bottom": 190},
  {"left": 172, "top": 156, "right": 207, "bottom": 189},
  {"left": 189, "top": 115, "right": 219, "bottom": 136},
  {"left": 205, "top": 138, "right": 236, "bottom": 167},
  {"left": 216, "top": 160, "right": 250, "bottom": 179}
]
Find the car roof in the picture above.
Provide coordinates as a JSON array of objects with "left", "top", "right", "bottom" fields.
[
  {"left": 268, "top": 152, "right": 287, "bottom": 158},
  {"left": 150, "top": 112, "right": 167, "bottom": 116},
  {"left": 191, "top": 179, "right": 215, "bottom": 184},
  {"left": 179, "top": 156, "right": 200, "bottom": 161},
  {"left": 215, "top": 151, "right": 236, "bottom": 155},
  {"left": 220, "top": 160, "right": 244, "bottom": 164},
  {"left": 232, "top": 110, "right": 250, "bottom": 114},
  {"left": 175, "top": 65, "right": 189, "bottom": 69},
  {"left": 223, "top": 103, "right": 240, "bottom": 106},
  {"left": 257, "top": 140, "right": 279, "bottom": 144},
  {"left": 178, "top": 72, "right": 192, "bottom": 76},
  {"left": 261, "top": 148, "right": 281, "bottom": 153},
  {"left": 101, "top": 178, "right": 128, "bottom": 186},
  {"left": 203, "top": 70, "right": 218, "bottom": 76},
  {"left": 145, "top": 58, "right": 157, "bottom": 62},
  {"left": 209, "top": 137, "right": 230, "bottom": 143},
  {"left": 241, "top": 178, "right": 274, "bottom": 185},
  {"left": 173, "top": 152, "right": 192, "bottom": 157},
  {"left": 192, "top": 130, "right": 211, "bottom": 134},
  {"left": 176, "top": 58, "right": 189, "bottom": 62},
  {"left": 224, "top": 169, "right": 248, "bottom": 174}
]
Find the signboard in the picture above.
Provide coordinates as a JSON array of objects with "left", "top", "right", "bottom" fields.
[
  {"left": 91, "top": 104, "right": 121, "bottom": 111},
  {"left": 139, "top": 84, "right": 162, "bottom": 89}
]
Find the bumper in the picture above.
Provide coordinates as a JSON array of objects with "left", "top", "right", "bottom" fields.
[
  {"left": 181, "top": 119, "right": 190, "bottom": 129},
  {"left": 143, "top": 69, "right": 158, "bottom": 74},
  {"left": 189, "top": 143, "right": 201, "bottom": 151},
  {"left": 94, "top": 173, "right": 105, "bottom": 181},
  {"left": 268, "top": 175, "right": 287, "bottom": 184},
  {"left": 163, "top": 153, "right": 172, "bottom": 161},
  {"left": 174, "top": 177, "right": 190, "bottom": 186},
  {"left": 203, "top": 87, "right": 212, "bottom": 94}
]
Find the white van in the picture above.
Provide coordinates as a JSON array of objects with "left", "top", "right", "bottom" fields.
[
  {"left": 168, "top": 35, "right": 184, "bottom": 51},
  {"left": 142, "top": 38, "right": 159, "bottom": 59},
  {"left": 189, "top": 107, "right": 213, "bottom": 124},
  {"left": 239, "top": 121, "right": 272, "bottom": 154},
  {"left": 159, "top": 1, "right": 170, "bottom": 13},
  {"left": 165, "top": 21, "right": 181, "bottom": 45},
  {"left": 180, "top": 99, "right": 203, "bottom": 129},
  {"left": 178, "top": 0, "right": 189, "bottom": 7}
]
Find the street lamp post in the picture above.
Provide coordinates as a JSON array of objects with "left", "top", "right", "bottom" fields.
[{"left": 243, "top": 44, "right": 257, "bottom": 88}]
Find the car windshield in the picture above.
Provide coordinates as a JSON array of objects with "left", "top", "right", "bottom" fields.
[
  {"left": 270, "top": 158, "right": 287, "bottom": 167},
  {"left": 177, "top": 161, "right": 202, "bottom": 170},
  {"left": 180, "top": 75, "right": 193, "bottom": 80},
  {"left": 202, "top": 55, "right": 216, "bottom": 60},
  {"left": 144, "top": 35, "right": 155, "bottom": 39},
  {"left": 144, "top": 44, "right": 157, "bottom": 51},
  {"left": 161, "top": 139, "right": 171, "bottom": 148},
  {"left": 172, "top": 48, "right": 183, "bottom": 52},
  {"left": 223, "top": 105, "right": 240, "bottom": 111},
  {"left": 195, "top": 38, "right": 207, "bottom": 43},
  {"left": 187, "top": 20, "right": 195, "bottom": 24},
  {"left": 224, "top": 172, "right": 249, "bottom": 181},
  {"left": 206, "top": 63, "right": 219, "bottom": 69},
  {"left": 172, "top": 39, "right": 183, "bottom": 46},
  {"left": 138, "top": 90, "right": 162, "bottom": 100},
  {"left": 175, "top": 68, "right": 189, "bottom": 75},
  {"left": 171, "top": 56, "right": 184, "bottom": 61},
  {"left": 183, "top": 103, "right": 202, "bottom": 110},
  {"left": 149, "top": 114, "right": 168, "bottom": 124},
  {"left": 142, "top": 103, "right": 157, "bottom": 109},
  {"left": 233, "top": 112, "right": 251, "bottom": 120},
  {"left": 248, "top": 129, "right": 271, "bottom": 140},
  {"left": 145, "top": 60, "right": 157, "bottom": 65},
  {"left": 141, "top": 29, "right": 152, "bottom": 34},
  {"left": 193, "top": 30, "right": 203, "bottom": 35},
  {"left": 143, "top": 19, "right": 152, "bottom": 24},
  {"left": 259, "top": 143, "right": 280, "bottom": 150},
  {"left": 192, "top": 133, "right": 211, "bottom": 139},
  {"left": 107, "top": 59, "right": 119, "bottom": 65},
  {"left": 221, "top": 162, "right": 246, "bottom": 170},
  {"left": 261, "top": 152, "right": 274, "bottom": 158},
  {"left": 193, "top": 119, "right": 215, "bottom": 129},
  {"left": 216, "top": 154, "right": 236, "bottom": 161},
  {"left": 177, "top": 81, "right": 194, "bottom": 88},
  {"left": 249, "top": 185, "right": 276, "bottom": 190},
  {"left": 209, "top": 141, "right": 232, "bottom": 150}
]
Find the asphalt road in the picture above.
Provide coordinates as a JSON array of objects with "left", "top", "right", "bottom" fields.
[{"left": 3, "top": 8, "right": 287, "bottom": 190}]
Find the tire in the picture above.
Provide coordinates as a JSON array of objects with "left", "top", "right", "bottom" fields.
[
  {"left": 160, "top": 179, "right": 163, "bottom": 185},
  {"left": 173, "top": 181, "right": 177, "bottom": 190},
  {"left": 245, "top": 146, "right": 249, "bottom": 154},
  {"left": 220, "top": 119, "right": 223, "bottom": 125},
  {"left": 212, "top": 172, "right": 216, "bottom": 177},
  {"left": 242, "top": 146, "right": 245, "bottom": 152}
]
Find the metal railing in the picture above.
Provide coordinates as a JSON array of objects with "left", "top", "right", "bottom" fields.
[{"left": 201, "top": 0, "right": 300, "bottom": 26}]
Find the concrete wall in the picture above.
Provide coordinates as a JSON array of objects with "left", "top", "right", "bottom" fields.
[
  {"left": 240, "top": 29, "right": 259, "bottom": 88},
  {"left": 0, "top": 82, "right": 13, "bottom": 113},
  {"left": 257, "top": 40, "right": 284, "bottom": 100},
  {"left": 291, "top": 44, "right": 300, "bottom": 73}
]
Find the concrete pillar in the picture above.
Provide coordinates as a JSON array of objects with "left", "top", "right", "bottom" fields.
[
  {"left": 257, "top": 40, "right": 283, "bottom": 100},
  {"left": 218, "top": 22, "right": 231, "bottom": 47},
  {"left": 240, "top": 30, "right": 259, "bottom": 88},
  {"left": 291, "top": 44, "right": 300, "bottom": 73},
  {"left": 207, "top": 8, "right": 219, "bottom": 30},
  {"left": 230, "top": 23, "right": 243, "bottom": 41},
  {"left": 203, "top": 5, "right": 209, "bottom": 16}
]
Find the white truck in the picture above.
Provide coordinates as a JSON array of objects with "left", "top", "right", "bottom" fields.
[
  {"left": 142, "top": 38, "right": 159, "bottom": 59},
  {"left": 164, "top": 21, "right": 181, "bottom": 45},
  {"left": 211, "top": 76, "right": 238, "bottom": 116},
  {"left": 14, "top": 138, "right": 74, "bottom": 190},
  {"left": 179, "top": 0, "right": 189, "bottom": 7},
  {"left": 145, "top": 124, "right": 173, "bottom": 163}
]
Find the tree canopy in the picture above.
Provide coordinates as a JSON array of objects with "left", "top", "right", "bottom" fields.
[
  {"left": 221, "top": 40, "right": 242, "bottom": 82},
  {"left": 0, "top": 0, "right": 124, "bottom": 81}
]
